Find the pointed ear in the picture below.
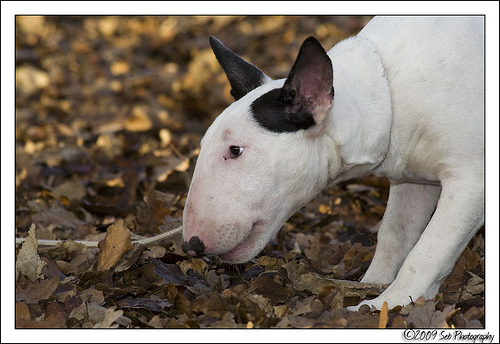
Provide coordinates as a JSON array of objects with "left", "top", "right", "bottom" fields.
[
  {"left": 209, "top": 36, "right": 271, "bottom": 100},
  {"left": 281, "top": 36, "right": 334, "bottom": 125}
]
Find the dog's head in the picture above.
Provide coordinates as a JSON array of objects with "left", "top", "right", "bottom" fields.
[{"left": 182, "top": 36, "right": 337, "bottom": 263}]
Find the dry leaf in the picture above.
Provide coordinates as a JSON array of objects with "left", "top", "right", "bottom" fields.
[
  {"left": 124, "top": 106, "right": 153, "bottom": 132},
  {"left": 16, "top": 64, "right": 50, "bottom": 95},
  {"left": 52, "top": 180, "right": 86, "bottom": 201},
  {"left": 155, "top": 157, "right": 191, "bottom": 182},
  {"left": 17, "top": 307, "right": 67, "bottom": 329},
  {"left": 79, "top": 287, "right": 105, "bottom": 304},
  {"left": 405, "top": 299, "right": 454, "bottom": 328},
  {"left": 378, "top": 301, "right": 389, "bottom": 328},
  {"left": 97, "top": 220, "right": 134, "bottom": 271},
  {"left": 16, "top": 302, "right": 31, "bottom": 326},
  {"left": 16, "top": 277, "right": 60, "bottom": 304},
  {"left": 178, "top": 258, "right": 208, "bottom": 278},
  {"left": 141, "top": 245, "right": 167, "bottom": 259},
  {"left": 16, "top": 224, "right": 46, "bottom": 282},
  {"left": 113, "top": 245, "right": 146, "bottom": 272},
  {"left": 94, "top": 306, "right": 124, "bottom": 328}
]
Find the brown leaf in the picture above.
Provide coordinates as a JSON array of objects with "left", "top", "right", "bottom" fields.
[
  {"left": 378, "top": 301, "right": 389, "bottom": 328},
  {"left": 178, "top": 258, "right": 208, "bottom": 278},
  {"left": 210, "top": 312, "right": 244, "bottom": 328},
  {"left": 54, "top": 281, "right": 77, "bottom": 302},
  {"left": 124, "top": 106, "right": 153, "bottom": 132},
  {"left": 97, "top": 220, "right": 134, "bottom": 271},
  {"left": 405, "top": 299, "right": 455, "bottom": 328},
  {"left": 16, "top": 223, "right": 45, "bottom": 282},
  {"left": 79, "top": 287, "right": 105, "bottom": 304},
  {"left": 15, "top": 302, "right": 31, "bottom": 325},
  {"left": 52, "top": 180, "right": 86, "bottom": 201},
  {"left": 17, "top": 312, "right": 67, "bottom": 328},
  {"left": 94, "top": 306, "right": 124, "bottom": 328},
  {"left": 16, "top": 277, "right": 60, "bottom": 304},
  {"left": 113, "top": 244, "right": 147, "bottom": 272},
  {"left": 141, "top": 245, "right": 167, "bottom": 259},
  {"left": 31, "top": 202, "right": 85, "bottom": 230},
  {"left": 452, "top": 306, "right": 484, "bottom": 328},
  {"left": 191, "top": 291, "right": 227, "bottom": 319},
  {"left": 280, "top": 314, "right": 316, "bottom": 328},
  {"left": 292, "top": 297, "right": 323, "bottom": 316},
  {"left": 249, "top": 272, "right": 295, "bottom": 305},
  {"left": 69, "top": 302, "right": 126, "bottom": 328},
  {"left": 390, "top": 315, "right": 407, "bottom": 328},
  {"left": 148, "top": 315, "right": 167, "bottom": 328},
  {"left": 152, "top": 259, "right": 189, "bottom": 285},
  {"left": 124, "top": 296, "right": 172, "bottom": 312}
]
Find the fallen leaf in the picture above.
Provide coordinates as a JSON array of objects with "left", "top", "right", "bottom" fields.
[
  {"left": 461, "top": 272, "right": 484, "bottom": 300},
  {"left": 390, "top": 315, "right": 407, "bottom": 328},
  {"left": 451, "top": 306, "right": 484, "bottom": 328},
  {"left": 378, "top": 301, "right": 389, "bottom": 328},
  {"left": 281, "top": 314, "right": 316, "bottom": 328},
  {"left": 113, "top": 244, "right": 147, "bottom": 272},
  {"left": 292, "top": 297, "right": 323, "bottom": 316},
  {"left": 210, "top": 312, "right": 243, "bottom": 328},
  {"left": 94, "top": 306, "right": 124, "bottom": 328},
  {"left": 148, "top": 315, "right": 167, "bottom": 328},
  {"left": 15, "top": 302, "right": 31, "bottom": 325},
  {"left": 152, "top": 258, "right": 189, "bottom": 285},
  {"left": 124, "top": 106, "right": 153, "bottom": 132},
  {"left": 79, "top": 287, "right": 105, "bottom": 304},
  {"left": 52, "top": 180, "right": 86, "bottom": 201},
  {"left": 248, "top": 272, "right": 295, "bottom": 305},
  {"left": 17, "top": 312, "right": 67, "bottom": 328},
  {"left": 31, "top": 202, "right": 85, "bottom": 230},
  {"left": 16, "top": 64, "right": 50, "bottom": 95},
  {"left": 405, "top": 299, "right": 455, "bottom": 328},
  {"left": 16, "top": 224, "right": 46, "bottom": 282},
  {"left": 123, "top": 296, "right": 172, "bottom": 312},
  {"left": 141, "top": 246, "right": 167, "bottom": 259},
  {"left": 178, "top": 258, "right": 208, "bottom": 279},
  {"left": 16, "top": 277, "right": 60, "bottom": 304},
  {"left": 97, "top": 220, "right": 134, "bottom": 271},
  {"left": 110, "top": 61, "right": 130, "bottom": 76}
]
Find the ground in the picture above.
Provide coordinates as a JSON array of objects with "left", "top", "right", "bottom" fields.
[{"left": 15, "top": 16, "right": 485, "bottom": 329}]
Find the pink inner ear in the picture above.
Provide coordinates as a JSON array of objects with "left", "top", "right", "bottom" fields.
[
  {"left": 291, "top": 49, "right": 333, "bottom": 103},
  {"left": 298, "top": 73, "right": 324, "bottom": 100}
]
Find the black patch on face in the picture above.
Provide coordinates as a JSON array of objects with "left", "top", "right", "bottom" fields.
[{"left": 250, "top": 88, "right": 317, "bottom": 133}]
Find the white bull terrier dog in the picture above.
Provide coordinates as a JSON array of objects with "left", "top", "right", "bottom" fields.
[{"left": 181, "top": 16, "right": 484, "bottom": 311}]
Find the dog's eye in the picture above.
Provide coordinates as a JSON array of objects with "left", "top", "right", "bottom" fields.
[{"left": 229, "top": 146, "right": 243, "bottom": 158}]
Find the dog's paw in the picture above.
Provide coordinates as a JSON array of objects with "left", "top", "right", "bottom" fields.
[{"left": 347, "top": 292, "right": 412, "bottom": 312}]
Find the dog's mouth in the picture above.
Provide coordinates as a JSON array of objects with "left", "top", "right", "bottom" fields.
[{"left": 217, "top": 220, "right": 265, "bottom": 264}]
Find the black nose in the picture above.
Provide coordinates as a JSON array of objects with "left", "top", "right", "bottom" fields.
[{"left": 182, "top": 236, "right": 205, "bottom": 256}]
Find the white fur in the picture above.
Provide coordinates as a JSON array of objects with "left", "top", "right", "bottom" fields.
[{"left": 183, "top": 16, "right": 484, "bottom": 310}]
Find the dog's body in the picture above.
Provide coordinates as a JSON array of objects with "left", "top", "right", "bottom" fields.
[{"left": 182, "top": 16, "right": 484, "bottom": 310}]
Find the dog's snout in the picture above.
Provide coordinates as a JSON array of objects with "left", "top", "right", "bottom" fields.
[{"left": 182, "top": 236, "right": 205, "bottom": 256}]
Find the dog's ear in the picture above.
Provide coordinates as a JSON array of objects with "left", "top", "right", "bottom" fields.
[
  {"left": 209, "top": 36, "right": 271, "bottom": 100},
  {"left": 281, "top": 36, "right": 334, "bottom": 125}
]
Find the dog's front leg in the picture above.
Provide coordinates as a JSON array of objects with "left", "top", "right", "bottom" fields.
[
  {"left": 350, "top": 176, "right": 484, "bottom": 311},
  {"left": 361, "top": 182, "right": 441, "bottom": 285}
]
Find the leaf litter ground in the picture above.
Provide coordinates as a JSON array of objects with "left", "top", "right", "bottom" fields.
[{"left": 15, "top": 16, "right": 485, "bottom": 329}]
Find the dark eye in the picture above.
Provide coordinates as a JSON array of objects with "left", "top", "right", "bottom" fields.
[{"left": 229, "top": 146, "right": 243, "bottom": 158}]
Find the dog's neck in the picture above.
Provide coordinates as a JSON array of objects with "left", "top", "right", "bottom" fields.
[{"left": 323, "top": 36, "right": 393, "bottom": 184}]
